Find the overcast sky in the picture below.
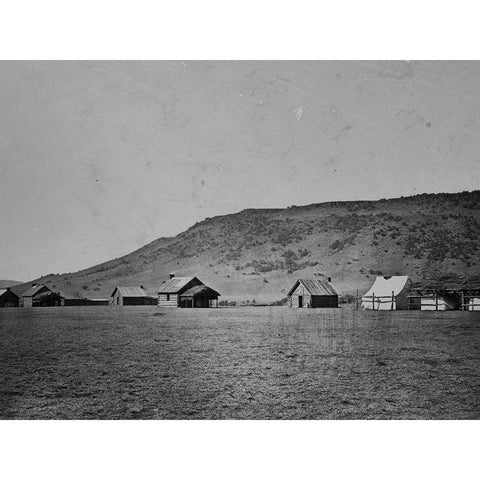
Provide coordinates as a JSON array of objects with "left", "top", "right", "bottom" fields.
[{"left": 1, "top": 61, "right": 479, "bottom": 281}]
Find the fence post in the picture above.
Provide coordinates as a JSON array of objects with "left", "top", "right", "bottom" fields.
[
  {"left": 356, "top": 289, "right": 359, "bottom": 310},
  {"left": 435, "top": 291, "right": 438, "bottom": 311},
  {"left": 391, "top": 291, "right": 394, "bottom": 310},
  {"left": 372, "top": 292, "right": 375, "bottom": 310}
]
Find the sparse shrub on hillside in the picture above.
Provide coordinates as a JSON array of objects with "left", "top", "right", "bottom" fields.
[
  {"left": 282, "top": 249, "right": 298, "bottom": 270},
  {"left": 369, "top": 269, "right": 383, "bottom": 275},
  {"left": 330, "top": 240, "right": 342, "bottom": 250},
  {"left": 224, "top": 249, "right": 242, "bottom": 261},
  {"left": 82, "top": 285, "right": 89, "bottom": 290},
  {"left": 330, "top": 235, "right": 356, "bottom": 251}
]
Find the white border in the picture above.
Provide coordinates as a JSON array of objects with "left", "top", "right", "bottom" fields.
[
  {"left": 0, "top": 0, "right": 479, "bottom": 59},
  {"left": 1, "top": 420, "right": 478, "bottom": 479},
  {"left": 1, "top": 1, "right": 479, "bottom": 478}
]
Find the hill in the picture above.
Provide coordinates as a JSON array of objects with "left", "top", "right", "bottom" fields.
[
  {"left": 19, "top": 191, "right": 480, "bottom": 303},
  {"left": 0, "top": 280, "right": 23, "bottom": 289}
]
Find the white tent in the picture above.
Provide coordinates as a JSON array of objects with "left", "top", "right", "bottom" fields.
[{"left": 361, "top": 276, "right": 411, "bottom": 310}]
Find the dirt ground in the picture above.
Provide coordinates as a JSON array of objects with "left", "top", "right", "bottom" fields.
[{"left": 0, "top": 306, "right": 479, "bottom": 419}]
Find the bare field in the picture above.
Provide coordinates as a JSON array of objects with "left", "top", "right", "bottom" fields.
[{"left": 0, "top": 306, "right": 479, "bottom": 419}]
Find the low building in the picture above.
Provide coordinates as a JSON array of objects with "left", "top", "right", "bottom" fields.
[
  {"left": 56, "top": 290, "right": 89, "bottom": 306},
  {"left": 110, "top": 286, "right": 156, "bottom": 306},
  {"left": 86, "top": 298, "right": 110, "bottom": 306},
  {"left": 408, "top": 285, "right": 464, "bottom": 311},
  {"left": 0, "top": 287, "right": 19, "bottom": 308},
  {"left": 21, "top": 284, "right": 63, "bottom": 307},
  {"left": 287, "top": 278, "right": 340, "bottom": 308},
  {"left": 418, "top": 291, "right": 461, "bottom": 311},
  {"left": 158, "top": 275, "right": 220, "bottom": 308},
  {"left": 362, "top": 275, "right": 412, "bottom": 310}
]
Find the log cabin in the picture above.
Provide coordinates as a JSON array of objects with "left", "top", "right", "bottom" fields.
[
  {"left": 110, "top": 286, "right": 157, "bottom": 306},
  {"left": 20, "top": 284, "right": 63, "bottom": 307},
  {"left": 158, "top": 274, "right": 220, "bottom": 308},
  {"left": 287, "top": 278, "right": 340, "bottom": 308}
]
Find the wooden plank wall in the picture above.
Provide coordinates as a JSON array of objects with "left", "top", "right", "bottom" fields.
[
  {"left": 311, "top": 295, "right": 338, "bottom": 308},
  {"left": 158, "top": 293, "right": 179, "bottom": 307}
]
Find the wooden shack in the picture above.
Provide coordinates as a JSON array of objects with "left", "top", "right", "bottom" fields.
[
  {"left": 287, "top": 278, "right": 340, "bottom": 308},
  {"left": 21, "top": 284, "right": 63, "bottom": 307},
  {"left": 110, "top": 286, "right": 156, "bottom": 306},
  {"left": 158, "top": 275, "right": 220, "bottom": 308},
  {"left": 0, "top": 287, "right": 19, "bottom": 308}
]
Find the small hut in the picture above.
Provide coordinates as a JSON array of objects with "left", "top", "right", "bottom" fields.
[
  {"left": 0, "top": 287, "right": 19, "bottom": 308},
  {"left": 158, "top": 275, "right": 220, "bottom": 308},
  {"left": 287, "top": 278, "right": 340, "bottom": 308},
  {"left": 110, "top": 286, "right": 156, "bottom": 306},
  {"left": 362, "top": 276, "right": 411, "bottom": 310},
  {"left": 56, "top": 290, "right": 90, "bottom": 306}
]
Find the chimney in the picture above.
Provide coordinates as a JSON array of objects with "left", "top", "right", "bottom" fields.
[
  {"left": 327, "top": 277, "right": 332, "bottom": 283},
  {"left": 169, "top": 273, "right": 175, "bottom": 279},
  {"left": 140, "top": 285, "right": 144, "bottom": 290}
]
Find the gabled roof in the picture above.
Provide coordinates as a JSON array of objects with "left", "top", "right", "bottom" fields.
[
  {"left": 158, "top": 277, "right": 201, "bottom": 294},
  {"left": 111, "top": 286, "right": 148, "bottom": 298},
  {"left": 9, "top": 284, "right": 32, "bottom": 298},
  {"left": 363, "top": 276, "right": 411, "bottom": 298},
  {"left": 34, "top": 290, "right": 63, "bottom": 301},
  {"left": 287, "top": 279, "right": 341, "bottom": 296},
  {"left": 0, "top": 288, "right": 19, "bottom": 298},
  {"left": 21, "top": 285, "right": 51, "bottom": 297},
  {"left": 180, "top": 285, "right": 220, "bottom": 298}
]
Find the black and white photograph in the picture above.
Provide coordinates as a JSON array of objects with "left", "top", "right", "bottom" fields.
[
  {"left": 2, "top": 58, "right": 479, "bottom": 421},
  {"left": 0, "top": 2, "right": 478, "bottom": 479}
]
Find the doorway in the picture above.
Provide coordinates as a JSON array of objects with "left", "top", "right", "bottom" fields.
[{"left": 298, "top": 295, "right": 303, "bottom": 308}]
